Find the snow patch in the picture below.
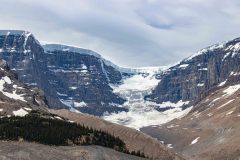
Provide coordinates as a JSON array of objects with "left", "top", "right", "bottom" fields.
[
  {"left": 178, "top": 64, "right": 189, "bottom": 69},
  {"left": 103, "top": 106, "right": 192, "bottom": 130},
  {"left": 80, "top": 64, "right": 87, "bottom": 70},
  {"left": 218, "top": 80, "right": 227, "bottom": 87},
  {"left": 167, "top": 144, "right": 173, "bottom": 148},
  {"left": 226, "top": 110, "right": 234, "bottom": 116},
  {"left": 157, "top": 100, "right": 189, "bottom": 108},
  {"left": 13, "top": 108, "right": 28, "bottom": 117},
  {"left": 197, "top": 83, "right": 204, "bottom": 87},
  {"left": 222, "top": 52, "right": 231, "bottom": 60},
  {"left": 198, "top": 68, "right": 208, "bottom": 71},
  {"left": 167, "top": 124, "right": 179, "bottom": 128},
  {"left": 24, "top": 107, "right": 32, "bottom": 111},
  {"left": 57, "top": 92, "right": 68, "bottom": 96},
  {"left": 191, "top": 137, "right": 200, "bottom": 145},
  {"left": 3, "top": 76, "right": 11, "bottom": 84},
  {"left": 223, "top": 84, "right": 240, "bottom": 96},
  {"left": 74, "top": 101, "right": 87, "bottom": 108},
  {"left": 54, "top": 116, "right": 63, "bottom": 120},
  {"left": 69, "top": 107, "right": 81, "bottom": 113},
  {"left": 207, "top": 113, "right": 213, "bottom": 117},
  {"left": 0, "top": 77, "right": 26, "bottom": 102},
  {"left": 69, "top": 87, "right": 77, "bottom": 90},
  {"left": 68, "top": 120, "right": 75, "bottom": 123},
  {"left": 217, "top": 99, "right": 235, "bottom": 110}
]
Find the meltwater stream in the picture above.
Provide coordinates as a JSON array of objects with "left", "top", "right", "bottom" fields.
[{"left": 103, "top": 67, "right": 192, "bottom": 130}]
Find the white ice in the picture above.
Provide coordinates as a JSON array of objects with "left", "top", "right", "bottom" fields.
[
  {"left": 13, "top": 108, "right": 28, "bottom": 117},
  {"left": 223, "top": 84, "right": 240, "bottom": 96},
  {"left": 104, "top": 68, "right": 192, "bottom": 130}
]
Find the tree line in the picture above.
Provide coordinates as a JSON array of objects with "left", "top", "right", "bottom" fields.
[{"left": 0, "top": 111, "right": 146, "bottom": 158}]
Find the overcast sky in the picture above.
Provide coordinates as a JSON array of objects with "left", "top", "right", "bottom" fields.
[{"left": 1, "top": 0, "right": 240, "bottom": 67}]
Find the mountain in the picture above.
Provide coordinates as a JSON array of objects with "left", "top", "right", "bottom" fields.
[
  {"left": 0, "top": 58, "right": 127, "bottom": 153},
  {"left": 0, "top": 30, "right": 128, "bottom": 115},
  {"left": 141, "top": 73, "right": 240, "bottom": 159},
  {"left": 0, "top": 57, "right": 182, "bottom": 160},
  {"left": 140, "top": 38, "right": 240, "bottom": 159},
  {"left": 146, "top": 38, "right": 240, "bottom": 108},
  {"left": 1, "top": 29, "right": 240, "bottom": 159},
  {"left": 0, "top": 59, "right": 48, "bottom": 116}
]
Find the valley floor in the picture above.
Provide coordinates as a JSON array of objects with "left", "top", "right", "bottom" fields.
[
  {"left": 141, "top": 84, "right": 240, "bottom": 160},
  {"left": 0, "top": 141, "right": 145, "bottom": 160}
]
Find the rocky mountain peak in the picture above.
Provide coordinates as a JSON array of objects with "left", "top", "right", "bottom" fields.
[{"left": 146, "top": 37, "right": 240, "bottom": 109}]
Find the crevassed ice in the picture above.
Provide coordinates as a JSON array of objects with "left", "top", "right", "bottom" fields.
[{"left": 103, "top": 68, "right": 192, "bottom": 130}]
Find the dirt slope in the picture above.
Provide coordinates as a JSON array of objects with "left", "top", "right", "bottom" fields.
[
  {"left": 141, "top": 82, "right": 240, "bottom": 160},
  {"left": 0, "top": 141, "right": 146, "bottom": 160},
  {"left": 50, "top": 109, "right": 184, "bottom": 160}
]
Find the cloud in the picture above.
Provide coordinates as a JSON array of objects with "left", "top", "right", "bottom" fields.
[{"left": 0, "top": 0, "right": 240, "bottom": 67}]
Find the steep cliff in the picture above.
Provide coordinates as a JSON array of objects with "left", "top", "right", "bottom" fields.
[
  {"left": 0, "top": 30, "right": 126, "bottom": 115},
  {"left": 146, "top": 38, "right": 240, "bottom": 108}
]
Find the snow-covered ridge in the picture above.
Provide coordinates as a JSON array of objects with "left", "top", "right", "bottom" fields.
[
  {"left": 184, "top": 41, "right": 227, "bottom": 61},
  {"left": 41, "top": 43, "right": 102, "bottom": 59},
  {"left": 41, "top": 42, "right": 169, "bottom": 75},
  {"left": 184, "top": 37, "right": 240, "bottom": 62}
]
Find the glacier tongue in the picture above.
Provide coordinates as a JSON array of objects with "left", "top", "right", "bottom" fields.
[{"left": 103, "top": 67, "right": 192, "bottom": 130}]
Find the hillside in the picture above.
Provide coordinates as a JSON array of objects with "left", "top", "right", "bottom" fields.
[
  {"left": 0, "top": 141, "right": 146, "bottom": 160},
  {"left": 0, "top": 53, "right": 181, "bottom": 159},
  {"left": 0, "top": 58, "right": 143, "bottom": 158},
  {"left": 0, "top": 30, "right": 126, "bottom": 115},
  {"left": 146, "top": 38, "right": 240, "bottom": 108},
  {"left": 142, "top": 73, "right": 240, "bottom": 159},
  {"left": 50, "top": 109, "right": 184, "bottom": 160}
]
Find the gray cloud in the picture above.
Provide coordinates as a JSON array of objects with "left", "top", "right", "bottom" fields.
[{"left": 0, "top": 0, "right": 240, "bottom": 67}]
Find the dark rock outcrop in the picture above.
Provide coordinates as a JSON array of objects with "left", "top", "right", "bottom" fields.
[
  {"left": 146, "top": 38, "right": 240, "bottom": 107},
  {"left": 0, "top": 30, "right": 126, "bottom": 115},
  {"left": 0, "top": 58, "right": 48, "bottom": 116}
]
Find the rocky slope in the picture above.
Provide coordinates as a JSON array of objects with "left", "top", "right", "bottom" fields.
[
  {"left": 41, "top": 43, "right": 126, "bottom": 115},
  {"left": 50, "top": 109, "right": 184, "bottom": 160},
  {"left": 146, "top": 38, "right": 240, "bottom": 108},
  {"left": 0, "top": 59, "right": 47, "bottom": 117},
  {"left": 141, "top": 72, "right": 240, "bottom": 160},
  {"left": 0, "top": 30, "right": 127, "bottom": 115},
  {"left": 0, "top": 141, "right": 146, "bottom": 160},
  {"left": 0, "top": 55, "right": 181, "bottom": 160}
]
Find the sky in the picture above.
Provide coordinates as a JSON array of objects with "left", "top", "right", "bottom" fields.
[{"left": 0, "top": 0, "right": 240, "bottom": 67}]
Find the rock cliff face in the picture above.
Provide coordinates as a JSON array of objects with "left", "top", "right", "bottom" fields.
[
  {"left": 0, "top": 58, "right": 48, "bottom": 117},
  {"left": 141, "top": 73, "right": 240, "bottom": 160},
  {"left": 0, "top": 30, "right": 126, "bottom": 115},
  {"left": 42, "top": 44, "right": 126, "bottom": 115},
  {"left": 146, "top": 38, "right": 240, "bottom": 107},
  {"left": 1, "top": 30, "right": 240, "bottom": 117}
]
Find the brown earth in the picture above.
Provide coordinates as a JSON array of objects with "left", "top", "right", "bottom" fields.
[
  {"left": 0, "top": 141, "right": 146, "bottom": 160},
  {"left": 141, "top": 84, "right": 240, "bottom": 160},
  {"left": 50, "top": 109, "right": 184, "bottom": 160}
]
